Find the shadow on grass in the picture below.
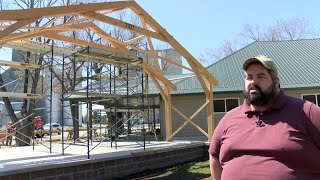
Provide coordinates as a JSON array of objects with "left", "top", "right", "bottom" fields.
[{"left": 121, "top": 158, "right": 211, "bottom": 180}]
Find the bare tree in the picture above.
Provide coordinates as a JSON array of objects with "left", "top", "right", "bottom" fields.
[
  {"left": 0, "top": 0, "right": 60, "bottom": 146},
  {"left": 240, "top": 17, "right": 315, "bottom": 41},
  {"left": 201, "top": 17, "right": 317, "bottom": 65},
  {"left": 200, "top": 40, "right": 238, "bottom": 65}
]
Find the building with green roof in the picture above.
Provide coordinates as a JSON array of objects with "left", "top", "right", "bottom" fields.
[{"left": 160, "top": 39, "right": 320, "bottom": 139}]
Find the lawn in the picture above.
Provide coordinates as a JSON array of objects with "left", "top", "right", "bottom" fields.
[{"left": 125, "top": 158, "right": 211, "bottom": 180}]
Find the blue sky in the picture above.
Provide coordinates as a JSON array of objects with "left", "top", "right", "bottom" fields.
[
  {"left": 1, "top": 0, "right": 320, "bottom": 64},
  {"left": 135, "top": 0, "right": 320, "bottom": 61}
]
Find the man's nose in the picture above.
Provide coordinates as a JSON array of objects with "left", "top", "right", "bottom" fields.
[{"left": 250, "top": 76, "right": 259, "bottom": 85}]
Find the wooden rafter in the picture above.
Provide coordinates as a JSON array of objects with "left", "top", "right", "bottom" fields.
[
  {"left": 80, "top": 11, "right": 166, "bottom": 41},
  {"left": 124, "top": 35, "right": 145, "bottom": 43},
  {"left": 0, "top": 18, "right": 38, "bottom": 39},
  {"left": 138, "top": 14, "right": 161, "bottom": 72},
  {"left": 0, "top": 1, "right": 133, "bottom": 21},
  {"left": 139, "top": 62, "right": 176, "bottom": 91},
  {"left": 0, "top": 1, "right": 218, "bottom": 142},
  {"left": 43, "top": 32, "right": 125, "bottom": 54},
  {"left": 88, "top": 25, "right": 131, "bottom": 54}
]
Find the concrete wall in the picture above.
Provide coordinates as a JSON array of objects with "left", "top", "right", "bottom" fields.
[
  {"left": 0, "top": 143, "right": 209, "bottom": 180},
  {"left": 160, "top": 88, "right": 320, "bottom": 139}
]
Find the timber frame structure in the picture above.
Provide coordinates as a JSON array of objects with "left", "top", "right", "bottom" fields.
[{"left": 0, "top": 1, "right": 218, "bottom": 141}]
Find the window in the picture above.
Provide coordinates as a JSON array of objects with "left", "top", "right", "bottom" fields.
[
  {"left": 213, "top": 98, "right": 239, "bottom": 113},
  {"left": 226, "top": 99, "right": 239, "bottom": 111},
  {"left": 214, "top": 100, "right": 225, "bottom": 112},
  {"left": 302, "top": 94, "right": 320, "bottom": 106}
]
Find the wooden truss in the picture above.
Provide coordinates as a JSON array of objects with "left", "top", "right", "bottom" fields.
[{"left": 0, "top": 1, "right": 218, "bottom": 141}]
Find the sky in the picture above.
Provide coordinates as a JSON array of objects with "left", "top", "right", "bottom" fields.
[
  {"left": 134, "top": 0, "right": 320, "bottom": 62},
  {"left": 1, "top": 0, "right": 320, "bottom": 64}
]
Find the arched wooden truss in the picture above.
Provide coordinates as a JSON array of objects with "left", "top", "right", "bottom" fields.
[{"left": 0, "top": 1, "right": 218, "bottom": 141}]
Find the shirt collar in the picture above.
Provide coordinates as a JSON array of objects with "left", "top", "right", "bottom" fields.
[{"left": 243, "top": 90, "right": 286, "bottom": 113}]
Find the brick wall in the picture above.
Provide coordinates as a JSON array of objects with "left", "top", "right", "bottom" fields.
[{"left": 0, "top": 143, "right": 209, "bottom": 180}]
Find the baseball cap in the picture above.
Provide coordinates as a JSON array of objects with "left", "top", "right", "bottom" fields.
[{"left": 242, "top": 55, "right": 278, "bottom": 77}]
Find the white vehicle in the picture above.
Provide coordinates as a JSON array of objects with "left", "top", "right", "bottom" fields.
[{"left": 43, "top": 123, "right": 62, "bottom": 135}]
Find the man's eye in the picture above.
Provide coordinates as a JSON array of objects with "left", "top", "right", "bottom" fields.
[{"left": 258, "top": 75, "right": 266, "bottom": 79}]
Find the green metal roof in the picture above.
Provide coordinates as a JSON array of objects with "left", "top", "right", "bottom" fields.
[{"left": 171, "top": 39, "right": 320, "bottom": 94}]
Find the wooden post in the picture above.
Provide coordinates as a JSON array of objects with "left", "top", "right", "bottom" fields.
[
  {"left": 206, "top": 78, "right": 214, "bottom": 141},
  {"left": 164, "top": 87, "right": 172, "bottom": 141}
]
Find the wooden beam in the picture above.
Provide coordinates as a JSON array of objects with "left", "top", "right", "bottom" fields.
[
  {"left": 5, "top": 40, "right": 77, "bottom": 56},
  {"left": 190, "top": 61, "right": 210, "bottom": 98},
  {"left": 0, "top": 60, "right": 40, "bottom": 69},
  {"left": 0, "top": 29, "right": 51, "bottom": 45},
  {"left": 0, "top": 18, "right": 37, "bottom": 40},
  {"left": 43, "top": 16, "right": 62, "bottom": 27},
  {"left": 139, "top": 14, "right": 161, "bottom": 72},
  {"left": 0, "top": 1, "right": 134, "bottom": 21},
  {"left": 142, "top": 64, "right": 168, "bottom": 102},
  {"left": 140, "top": 62, "right": 176, "bottom": 91},
  {"left": 206, "top": 78, "right": 214, "bottom": 141},
  {"left": 0, "top": 22, "right": 97, "bottom": 44},
  {"left": 88, "top": 25, "right": 132, "bottom": 54},
  {"left": 0, "top": 92, "right": 43, "bottom": 99},
  {"left": 124, "top": 35, "right": 145, "bottom": 43},
  {"left": 81, "top": 11, "right": 166, "bottom": 42},
  {"left": 171, "top": 105, "right": 208, "bottom": 137},
  {"left": 130, "top": 3, "right": 160, "bottom": 33},
  {"left": 169, "top": 100, "right": 210, "bottom": 140},
  {"left": 11, "top": 21, "right": 132, "bottom": 55},
  {"left": 164, "top": 87, "right": 172, "bottom": 141},
  {"left": 158, "top": 56, "right": 193, "bottom": 72},
  {"left": 42, "top": 32, "right": 125, "bottom": 54},
  {"left": 0, "top": 25, "right": 37, "bottom": 30}
]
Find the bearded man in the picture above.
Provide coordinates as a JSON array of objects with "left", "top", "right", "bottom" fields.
[{"left": 208, "top": 55, "right": 320, "bottom": 180}]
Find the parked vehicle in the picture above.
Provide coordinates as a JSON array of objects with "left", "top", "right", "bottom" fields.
[{"left": 43, "top": 123, "right": 62, "bottom": 135}]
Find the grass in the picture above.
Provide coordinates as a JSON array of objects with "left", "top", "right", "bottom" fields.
[
  {"left": 125, "top": 158, "right": 211, "bottom": 180},
  {"left": 170, "top": 159, "right": 210, "bottom": 175}
]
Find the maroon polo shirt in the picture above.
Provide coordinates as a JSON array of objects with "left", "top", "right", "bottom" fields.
[{"left": 209, "top": 90, "right": 320, "bottom": 180}]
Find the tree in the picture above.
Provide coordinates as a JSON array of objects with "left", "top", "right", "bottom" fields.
[
  {"left": 201, "top": 17, "right": 318, "bottom": 66},
  {"left": 0, "top": 0, "right": 165, "bottom": 145},
  {"left": 0, "top": 0, "right": 60, "bottom": 146},
  {"left": 0, "top": 0, "right": 109, "bottom": 145}
]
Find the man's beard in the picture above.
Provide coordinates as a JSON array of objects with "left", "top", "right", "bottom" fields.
[{"left": 243, "top": 83, "right": 277, "bottom": 106}]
